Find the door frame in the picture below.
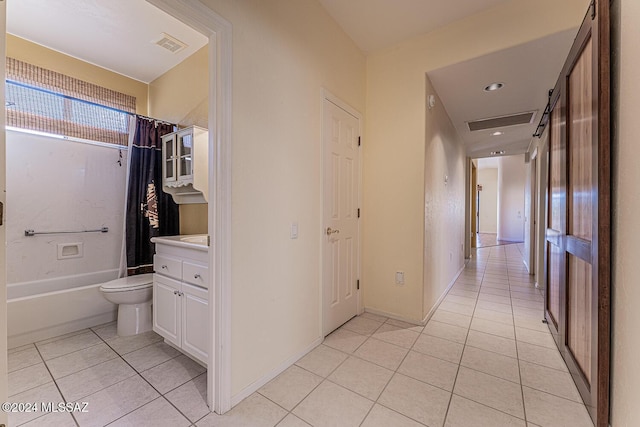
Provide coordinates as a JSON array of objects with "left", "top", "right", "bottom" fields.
[
  {"left": 527, "top": 150, "right": 538, "bottom": 275},
  {"left": 0, "top": 1, "right": 7, "bottom": 424},
  {"left": 320, "top": 89, "right": 363, "bottom": 337},
  {"left": 147, "top": 0, "right": 232, "bottom": 414},
  {"left": 470, "top": 161, "right": 477, "bottom": 250}
]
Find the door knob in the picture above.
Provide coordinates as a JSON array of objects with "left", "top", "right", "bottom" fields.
[{"left": 326, "top": 227, "right": 340, "bottom": 236}]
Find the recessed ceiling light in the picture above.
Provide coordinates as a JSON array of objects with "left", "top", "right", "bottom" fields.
[
  {"left": 484, "top": 82, "right": 504, "bottom": 92},
  {"left": 491, "top": 131, "right": 504, "bottom": 136},
  {"left": 490, "top": 150, "right": 506, "bottom": 155}
]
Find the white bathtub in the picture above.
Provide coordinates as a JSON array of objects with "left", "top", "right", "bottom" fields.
[{"left": 7, "top": 270, "right": 119, "bottom": 349}]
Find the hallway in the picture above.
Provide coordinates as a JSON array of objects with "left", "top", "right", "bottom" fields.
[
  {"left": 198, "top": 244, "right": 592, "bottom": 426},
  {"left": 6, "top": 246, "right": 592, "bottom": 426}
]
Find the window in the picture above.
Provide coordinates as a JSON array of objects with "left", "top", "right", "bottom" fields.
[{"left": 6, "top": 58, "right": 136, "bottom": 146}]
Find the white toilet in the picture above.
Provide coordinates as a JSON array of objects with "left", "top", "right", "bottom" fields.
[{"left": 99, "top": 274, "right": 154, "bottom": 337}]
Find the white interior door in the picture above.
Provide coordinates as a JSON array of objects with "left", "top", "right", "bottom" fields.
[
  {"left": 322, "top": 98, "right": 360, "bottom": 336},
  {"left": 0, "top": 1, "right": 8, "bottom": 424}
]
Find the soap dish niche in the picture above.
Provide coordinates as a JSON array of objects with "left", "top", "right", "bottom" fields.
[{"left": 57, "top": 242, "right": 83, "bottom": 260}]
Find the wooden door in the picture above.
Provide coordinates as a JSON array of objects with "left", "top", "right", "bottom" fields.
[
  {"left": 544, "top": 1, "right": 610, "bottom": 425},
  {"left": 322, "top": 98, "right": 360, "bottom": 336}
]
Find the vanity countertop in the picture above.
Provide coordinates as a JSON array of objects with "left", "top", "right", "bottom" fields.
[{"left": 151, "top": 234, "right": 209, "bottom": 251}]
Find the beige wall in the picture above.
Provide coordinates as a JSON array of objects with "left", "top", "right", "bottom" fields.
[
  {"left": 363, "top": 76, "right": 465, "bottom": 323},
  {"left": 422, "top": 77, "right": 466, "bottom": 319},
  {"left": 363, "top": 0, "right": 586, "bottom": 324},
  {"left": 7, "top": 35, "right": 149, "bottom": 115},
  {"left": 611, "top": 0, "right": 640, "bottom": 424},
  {"left": 179, "top": 204, "right": 208, "bottom": 235},
  {"left": 199, "top": 0, "right": 366, "bottom": 397},
  {"left": 149, "top": 46, "right": 210, "bottom": 234},
  {"left": 149, "top": 46, "right": 208, "bottom": 128}
]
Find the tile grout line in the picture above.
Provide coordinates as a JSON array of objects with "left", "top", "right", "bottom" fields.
[
  {"left": 94, "top": 329, "right": 200, "bottom": 426},
  {"left": 441, "top": 248, "right": 486, "bottom": 426},
  {"left": 32, "top": 339, "right": 81, "bottom": 427},
  {"left": 506, "top": 254, "right": 530, "bottom": 425}
]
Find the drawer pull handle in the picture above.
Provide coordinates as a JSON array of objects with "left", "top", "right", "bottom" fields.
[
  {"left": 161, "top": 265, "right": 168, "bottom": 269},
  {"left": 194, "top": 273, "right": 201, "bottom": 279},
  {"left": 173, "top": 290, "right": 179, "bottom": 295}
]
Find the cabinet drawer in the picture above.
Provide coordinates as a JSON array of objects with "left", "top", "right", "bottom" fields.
[
  {"left": 154, "top": 255, "right": 182, "bottom": 280},
  {"left": 183, "top": 262, "right": 209, "bottom": 289}
]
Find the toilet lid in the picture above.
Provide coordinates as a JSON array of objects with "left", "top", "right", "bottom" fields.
[{"left": 100, "top": 274, "right": 153, "bottom": 292}]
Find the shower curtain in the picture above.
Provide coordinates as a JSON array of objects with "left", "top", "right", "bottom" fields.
[{"left": 124, "top": 116, "right": 180, "bottom": 276}]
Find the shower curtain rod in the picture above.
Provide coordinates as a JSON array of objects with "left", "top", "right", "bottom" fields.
[{"left": 135, "top": 114, "right": 175, "bottom": 126}]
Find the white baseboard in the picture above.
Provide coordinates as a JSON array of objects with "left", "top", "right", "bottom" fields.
[
  {"left": 363, "top": 308, "right": 422, "bottom": 326},
  {"left": 422, "top": 264, "right": 466, "bottom": 325},
  {"left": 230, "top": 337, "right": 323, "bottom": 408},
  {"left": 365, "top": 264, "right": 466, "bottom": 327}
]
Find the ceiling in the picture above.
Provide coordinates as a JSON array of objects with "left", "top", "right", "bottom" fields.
[
  {"left": 428, "top": 29, "right": 578, "bottom": 158},
  {"left": 318, "top": 0, "right": 512, "bottom": 53},
  {"left": 7, "top": 0, "right": 208, "bottom": 83},
  {"left": 7, "top": 1, "right": 579, "bottom": 158}
]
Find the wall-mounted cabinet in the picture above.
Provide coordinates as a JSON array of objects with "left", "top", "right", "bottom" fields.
[{"left": 161, "top": 126, "right": 208, "bottom": 204}]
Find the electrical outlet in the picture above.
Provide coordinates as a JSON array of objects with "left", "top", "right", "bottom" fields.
[{"left": 395, "top": 271, "right": 405, "bottom": 285}]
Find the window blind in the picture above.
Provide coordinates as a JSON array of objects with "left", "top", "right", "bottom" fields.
[{"left": 6, "top": 58, "right": 136, "bottom": 146}]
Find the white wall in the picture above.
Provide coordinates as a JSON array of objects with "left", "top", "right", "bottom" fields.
[
  {"left": 199, "top": 0, "right": 366, "bottom": 398},
  {"left": 497, "top": 154, "right": 526, "bottom": 241},
  {"left": 6, "top": 131, "right": 127, "bottom": 285},
  {"left": 477, "top": 168, "right": 498, "bottom": 233},
  {"left": 610, "top": 0, "right": 640, "bottom": 424}
]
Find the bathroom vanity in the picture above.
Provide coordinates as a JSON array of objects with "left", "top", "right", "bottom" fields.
[{"left": 151, "top": 235, "right": 209, "bottom": 366}]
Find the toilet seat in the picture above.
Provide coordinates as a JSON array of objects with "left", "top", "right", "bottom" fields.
[{"left": 100, "top": 274, "right": 153, "bottom": 293}]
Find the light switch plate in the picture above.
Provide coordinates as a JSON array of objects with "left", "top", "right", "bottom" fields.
[{"left": 290, "top": 222, "right": 298, "bottom": 239}]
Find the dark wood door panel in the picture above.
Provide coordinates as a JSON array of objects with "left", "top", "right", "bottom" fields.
[
  {"left": 568, "top": 36, "right": 594, "bottom": 242},
  {"left": 541, "top": 1, "right": 610, "bottom": 425},
  {"left": 546, "top": 244, "right": 562, "bottom": 330},
  {"left": 567, "top": 254, "right": 593, "bottom": 385}
]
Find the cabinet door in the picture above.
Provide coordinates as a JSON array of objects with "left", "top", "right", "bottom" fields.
[
  {"left": 162, "top": 135, "right": 177, "bottom": 183},
  {"left": 153, "top": 275, "right": 181, "bottom": 347},
  {"left": 181, "top": 283, "right": 208, "bottom": 366},
  {"left": 177, "top": 129, "right": 194, "bottom": 181}
]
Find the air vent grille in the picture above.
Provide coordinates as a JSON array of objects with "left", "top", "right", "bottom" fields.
[
  {"left": 467, "top": 111, "right": 537, "bottom": 132},
  {"left": 155, "top": 33, "right": 188, "bottom": 54}
]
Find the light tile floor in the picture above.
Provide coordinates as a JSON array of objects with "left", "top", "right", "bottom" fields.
[
  {"left": 8, "top": 244, "right": 593, "bottom": 426},
  {"left": 8, "top": 323, "right": 208, "bottom": 426}
]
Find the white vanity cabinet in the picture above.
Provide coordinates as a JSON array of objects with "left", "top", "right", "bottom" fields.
[
  {"left": 161, "top": 126, "right": 208, "bottom": 204},
  {"left": 151, "top": 235, "right": 209, "bottom": 366}
]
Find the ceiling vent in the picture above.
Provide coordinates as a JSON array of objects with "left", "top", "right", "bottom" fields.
[
  {"left": 467, "top": 111, "right": 537, "bottom": 132},
  {"left": 155, "top": 33, "right": 188, "bottom": 54}
]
